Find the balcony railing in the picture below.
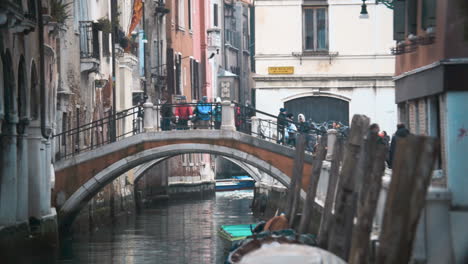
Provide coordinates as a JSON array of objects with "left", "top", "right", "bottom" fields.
[{"left": 79, "top": 21, "right": 100, "bottom": 59}]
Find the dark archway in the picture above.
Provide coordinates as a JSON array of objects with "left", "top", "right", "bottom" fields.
[
  {"left": 285, "top": 96, "right": 349, "bottom": 125},
  {"left": 18, "top": 56, "right": 28, "bottom": 124},
  {"left": 30, "top": 61, "right": 39, "bottom": 120},
  {"left": 0, "top": 50, "right": 4, "bottom": 125},
  {"left": 2, "top": 50, "right": 17, "bottom": 123}
]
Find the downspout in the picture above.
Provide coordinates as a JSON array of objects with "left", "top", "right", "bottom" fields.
[{"left": 38, "top": 0, "right": 51, "bottom": 139}]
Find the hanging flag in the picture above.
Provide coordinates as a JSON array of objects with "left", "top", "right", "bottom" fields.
[{"left": 128, "top": 0, "right": 143, "bottom": 36}]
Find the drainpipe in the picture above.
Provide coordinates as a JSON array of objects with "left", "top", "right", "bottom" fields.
[{"left": 37, "top": 0, "right": 51, "bottom": 139}]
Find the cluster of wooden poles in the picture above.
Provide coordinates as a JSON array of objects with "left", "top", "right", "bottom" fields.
[{"left": 285, "top": 114, "right": 439, "bottom": 264}]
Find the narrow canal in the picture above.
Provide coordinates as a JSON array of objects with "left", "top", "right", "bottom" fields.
[{"left": 59, "top": 190, "right": 255, "bottom": 264}]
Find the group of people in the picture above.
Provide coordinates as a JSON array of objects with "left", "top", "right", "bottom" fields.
[
  {"left": 160, "top": 96, "right": 223, "bottom": 130},
  {"left": 277, "top": 108, "right": 315, "bottom": 151},
  {"left": 276, "top": 107, "right": 412, "bottom": 166}
]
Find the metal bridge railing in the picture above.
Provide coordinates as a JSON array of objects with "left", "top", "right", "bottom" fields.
[
  {"left": 53, "top": 105, "right": 143, "bottom": 160},
  {"left": 53, "top": 102, "right": 349, "bottom": 160}
]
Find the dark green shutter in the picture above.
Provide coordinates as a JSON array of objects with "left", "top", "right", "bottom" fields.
[
  {"left": 394, "top": 0, "right": 406, "bottom": 41},
  {"left": 407, "top": 0, "right": 417, "bottom": 35},
  {"left": 422, "top": 0, "right": 437, "bottom": 29}
]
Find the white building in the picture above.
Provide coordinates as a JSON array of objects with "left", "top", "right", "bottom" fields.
[{"left": 253, "top": 0, "right": 396, "bottom": 133}]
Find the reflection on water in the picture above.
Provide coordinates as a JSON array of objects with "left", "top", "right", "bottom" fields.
[{"left": 59, "top": 190, "right": 255, "bottom": 264}]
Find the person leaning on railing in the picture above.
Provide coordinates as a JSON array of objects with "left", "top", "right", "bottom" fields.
[
  {"left": 174, "top": 96, "right": 193, "bottom": 130},
  {"left": 286, "top": 113, "right": 297, "bottom": 147},
  {"left": 277, "top": 108, "right": 288, "bottom": 144},
  {"left": 194, "top": 96, "right": 212, "bottom": 129},
  {"left": 213, "top": 97, "right": 222, "bottom": 129},
  {"left": 298, "top": 113, "right": 313, "bottom": 151}
]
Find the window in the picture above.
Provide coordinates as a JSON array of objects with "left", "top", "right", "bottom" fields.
[
  {"left": 303, "top": 7, "right": 328, "bottom": 51},
  {"left": 406, "top": 0, "right": 417, "bottom": 35},
  {"left": 422, "top": 0, "right": 436, "bottom": 30},
  {"left": 62, "top": 113, "right": 67, "bottom": 146},
  {"left": 175, "top": 54, "right": 182, "bottom": 95},
  {"left": 190, "top": 59, "right": 200, "bottom": 100},
  {"left": 188, "top": 0, "right": 192, "bottom": 30},
  {"left": 178, "top": 0, "right": 185, "bottom": 28},
  {"left": 214, "top": 4, "right": 218, "bottom": 27},
  {"left": 393, "top": 0, "right": 406, "bottom": 41}
]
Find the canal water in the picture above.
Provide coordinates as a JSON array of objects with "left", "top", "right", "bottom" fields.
[{"left": 59, "top": 190, "right": 256, "bottom": 264}]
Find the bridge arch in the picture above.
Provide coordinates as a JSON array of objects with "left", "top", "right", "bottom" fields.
[
  {"left": 58, "top": 143, "right": 295, "bottom": 230},
  {"left": 54, "top": 130, "right": 313, "bottom": 231}
]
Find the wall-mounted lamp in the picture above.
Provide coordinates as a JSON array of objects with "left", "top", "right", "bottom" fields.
[{"left": 360, "top": 0, "right": 369, "bottom": 19}]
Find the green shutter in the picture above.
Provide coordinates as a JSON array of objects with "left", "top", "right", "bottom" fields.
[
  {"left": 422, "top": 0, "right": 437, "bottom": 29},
  {"left": 394, "top": 0, "right": 406, "bottom": 41},
  {"left": 407, "top": 0, "right": 417, "bottom": 35}
]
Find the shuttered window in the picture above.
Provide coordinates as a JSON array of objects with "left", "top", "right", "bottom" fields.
[
  {"left": 407, "top": 0, "right": 417, "bottom": 35},
  {"left": 422, "top": 0, "right": 436, "bottom": 30},
  {"left": 393, "top": 0, "right": 406, "bottom": 41},
  {"left": 214, "top": 4, "right": 219, "bottom": 27}
]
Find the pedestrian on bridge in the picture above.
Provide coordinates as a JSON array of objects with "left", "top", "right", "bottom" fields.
[
  {"left": 213, "top": 97, "right": 222, "bottom": 129},
  {"left": 161, "top": 98, "right": 173, "bottom": 131},
  {"left": 298, "top": 113, "right": 313, "bottom": 151},
  {"left": 286, "top": 113, "right": 297, "bottom": 147},
  {"left": 277, "top": 108, "right": 288, "bottom": 144},
  {"left": 175, "top": 96, "right": 193, "bottom": 130},
  {"left": 194, "top": 96, "right": 212, "bottom": 129}
]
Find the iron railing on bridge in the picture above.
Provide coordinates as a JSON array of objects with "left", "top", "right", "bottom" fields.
[
  {"left": 53, "top": 105, "right": 143, "bottom": 160},
  {"left": 53, "top": 102, "right": 349, "bottom": 160}
]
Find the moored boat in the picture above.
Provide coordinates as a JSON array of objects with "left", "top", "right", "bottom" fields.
[{"left": 215, "top": 176, "right": 255, "bottom": 191}]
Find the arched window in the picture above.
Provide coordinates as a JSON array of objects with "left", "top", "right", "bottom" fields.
[
  {"left": 3, "top": 50, "right": 17, "bottom": 121},
  {"left": 18, "top": 56, "right": 28, "bottom": 121},
  {"left": 0, "top": 52, "right": 4, "bottom": 124},
  {"left": 284, "top": 96, "right": 350, "bottom": 125},
  {"left": 30, "top": 62, "right": 39, "bottom": 120}
]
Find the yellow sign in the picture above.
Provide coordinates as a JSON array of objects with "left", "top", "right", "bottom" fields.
[{"left": 268, "top": 66, "right": 294, "bottom": 75}]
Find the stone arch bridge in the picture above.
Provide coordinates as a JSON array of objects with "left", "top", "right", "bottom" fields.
[{"left": 54, "top": 130, "right": 314, "bottom": 230}]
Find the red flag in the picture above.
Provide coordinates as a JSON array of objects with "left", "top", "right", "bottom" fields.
[{"left": 128, "top": 0, "right": 143, "bottom": 36}]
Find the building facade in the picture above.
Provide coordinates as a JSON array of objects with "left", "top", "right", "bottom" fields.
[
  {"left": 392, "top": 0, "right": 468, "bottom": 262},
  {"left": 253, "top": 0, "right": 396, "bottom": 133},
  {"left": 1, "top": 0, "right": 58, "bottom": 246}
]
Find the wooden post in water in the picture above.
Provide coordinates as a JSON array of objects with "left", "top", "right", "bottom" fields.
[
  {"left": 286, "top": 133, "right": 306, "bottom": 227},
  {"left": 317, "top": 138, "right": 343, "bottom": 249},
  {"left": 348, "top": 132, "right": 388, "bottom": 264},
  {"left": 328, "top": 115, "right": 369, "bottom": 260},
  {"left": 376, "top": 135, "right": 438, "bottom": 264},
  {"left": 298, "top": 139, "right": 327, "bottom": 234}
]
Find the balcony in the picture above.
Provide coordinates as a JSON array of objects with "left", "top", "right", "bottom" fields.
[
  {"left": 207, "top": 28, "right": 221, "bottom": 50},
  {"left": 0, "top": 0, "right": 36, "bottom": 34},
  {"left": 79, "top": 21, "right": 100, "bottom": 73}
]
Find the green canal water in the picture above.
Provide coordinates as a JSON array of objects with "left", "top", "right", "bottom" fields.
[{"left": 58, "top": 190, "right": 256, "bottom": 264}]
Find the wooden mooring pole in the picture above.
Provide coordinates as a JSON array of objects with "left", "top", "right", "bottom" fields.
[
  {"left": 298, "top": 138, "right": 327, "bottom": 234},
  {"left": 328, "top": 115, "right": 369, "bottom": 260},
  {"left": 317, "top": 138, "right": 343, "bottom": 248},
  {"left": 348, "top": 132, "right": 388, "bottom": 264},
  {"left": 286, "top": 133, "right": 306, "bottom": 227},
  {"left": 376, "top": 135, "right": 439, "bottom": 264}
]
